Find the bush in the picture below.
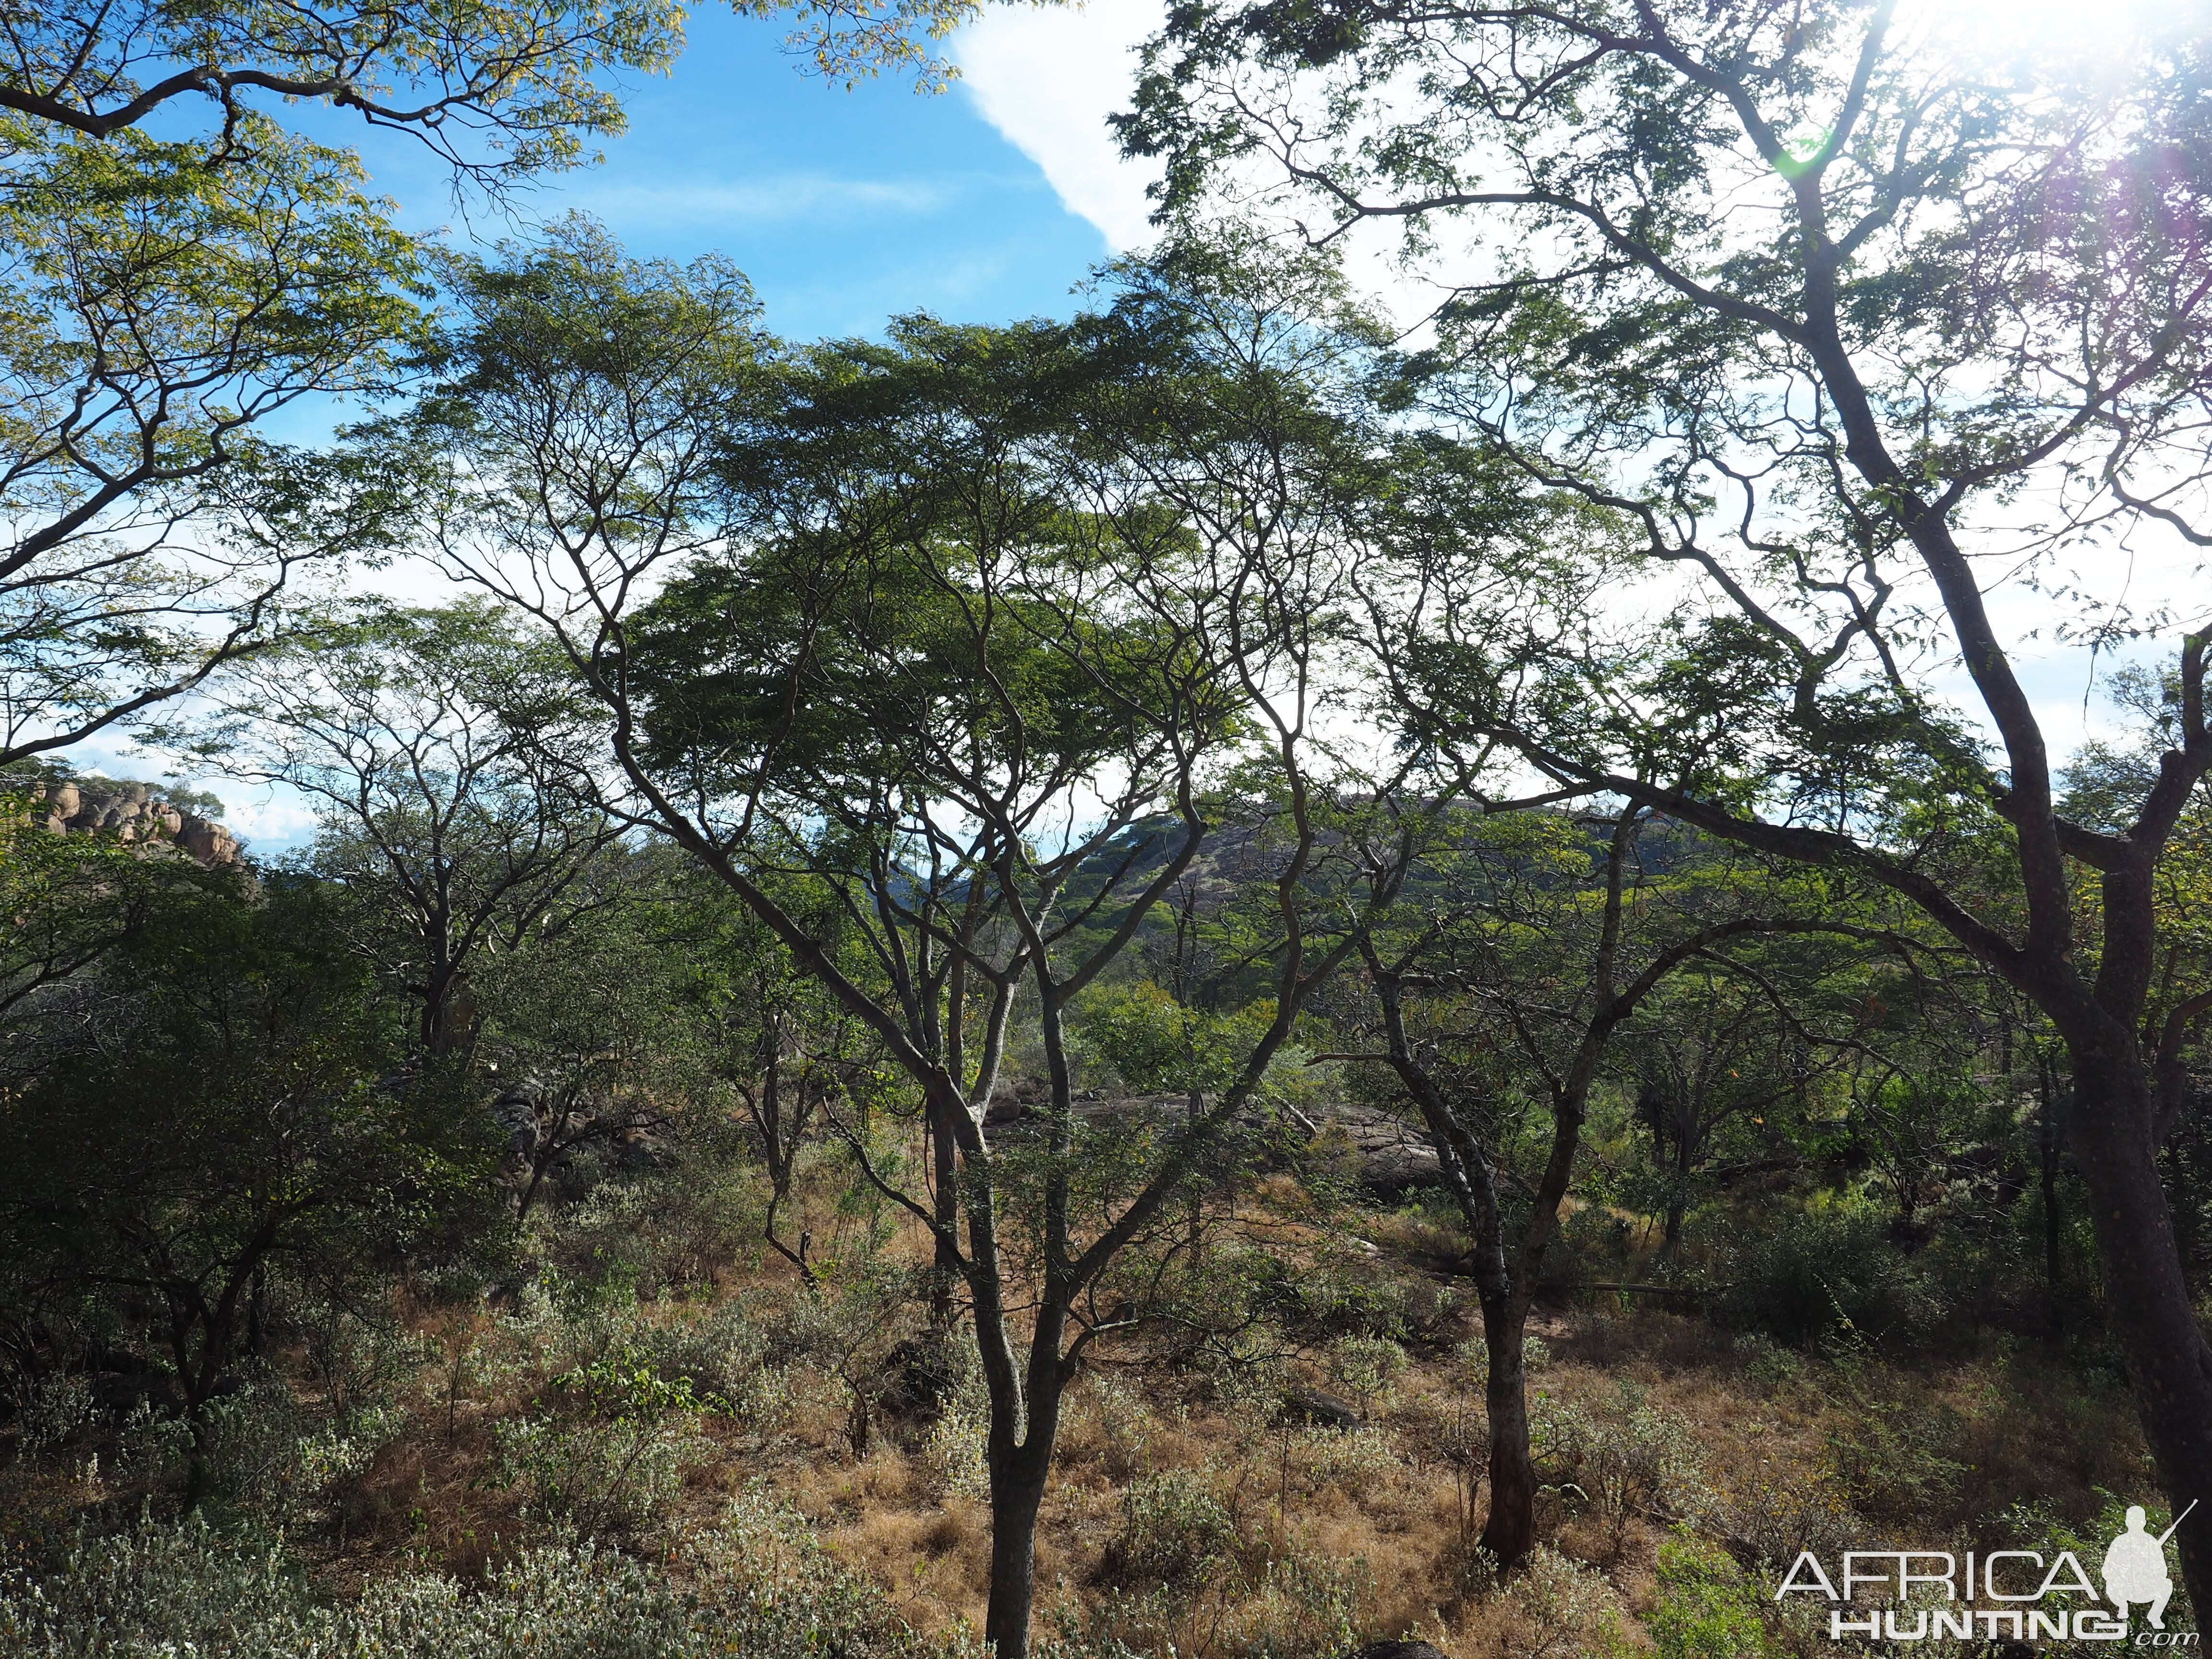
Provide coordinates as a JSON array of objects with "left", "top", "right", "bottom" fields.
[
  {"left": 1533, "top": 1383, "right": 1710, "bottom": 1532},
  {"left": 1644, "top": 1533, "right": 1780, "bottom": 1659},
  {"left": 0, "top": 1497, "right": 982, "bottom": 1659},
  {"left": 1049, "top": 1544, "right": 1369, "bottom": 1659},
  {"left": 921, "top": 1331, "right": 991, "bottom": 1502},
  {"left": 493, "top": 1351, "right": 722, "bottom": 1532},
  {"left": 1327, "top": 1335, "right": 1408, "bottom": 1415},
  {"left": 109, "top": 1380, "right": 401, "bottom": 1520},
  {"left": 1497, "top": 1545, "right": 1633, "bottom": 1659},
  {"left": 1711, "top": 1198, "right": 1953, "bottom": 1349},
  {"left": 1099, "top": 1470, "right": 1239, "bottom": 1587}
]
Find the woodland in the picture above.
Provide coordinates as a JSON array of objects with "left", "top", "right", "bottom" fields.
[{"left": 1, "top": 1, "right": 2210, "bottom": 1657}]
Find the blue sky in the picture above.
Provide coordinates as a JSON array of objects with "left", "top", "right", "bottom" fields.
[{"left": 330, "top": 2, "right": 1166, "bottom": 342}]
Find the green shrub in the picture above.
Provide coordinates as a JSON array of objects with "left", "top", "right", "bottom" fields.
[
  {"left": 1327, "top": 1335, "right": 1408, "bottom": 1415},
  {"left": 492, "top": 1414, "right": 700, "bottom": 1531},
  {"left": 1049, "top": 1543, "right": 1369, "bottom": 1659},
  {"left": 1502, "top": 1545, "right": 1633, "bottom": 1659},
  {"left": 1644, "top": 1534, "right": 1779, "bottom": 1659},
  {"left": 0, "top": 1496, "right": 981, "bottom": 1659},
  {"left": 1100, "top": 1470, "right": 1239, "bottom": 1587},
  {"left": 1711, "top": 1198, "right": 1951, "bottom": 1348},
  {"left": 1533, "top": 1384, "right": 1710, "bottom": 1530}
]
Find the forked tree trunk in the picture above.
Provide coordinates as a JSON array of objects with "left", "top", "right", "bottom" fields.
[{"left": 984, "top": 1430, "right": 1058, "bottom": 1659}]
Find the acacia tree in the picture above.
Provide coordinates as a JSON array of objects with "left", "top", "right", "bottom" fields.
[
  {"left": 1625, "top": 966, "right": 1815, "bottom": 1252},
  {"left": 1345, "top": 804, "right": 1903, "bottom": 1563},
  {"left": 210, "top": 601, "right": 623, "bottom": 1056},
  {"left": 407, "top": 224, "right": 1417, "bottom": 1658},
  {"left": 1127, "top": 0, "right": 2212, "bottom": 1595},
  {"left": 2, "top": 0, "right": 996, "bottom": 164},
  {"left": 0, "top": 120, "right": 426, "bottom": 766},
  {"left": 0, "top": 0, "right": 995, "bottom": 770}
]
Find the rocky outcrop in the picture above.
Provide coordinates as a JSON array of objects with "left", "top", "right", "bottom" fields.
[
  {"left": 10, "top": 776, "right": 239, "bottom": 865},
  {"left": 987, "top": 1090, "right": 1445, "bottom": 1195},
  {"left": 1328, "top": 1101, "right": 1446, "bottom": 1193}
]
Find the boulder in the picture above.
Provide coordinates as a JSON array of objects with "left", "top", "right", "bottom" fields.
[
  {"left": 11, "top": 772, "right": 240, "bottom": 865},
  {"left": 1328, "top": 1102, "right": 1446, "bottom": 1193},
  {"left": 1284, "top": 1386, "right": 1361, "bottom": 1431},
  {"left": 877, "top": 1330, "right": 962, "bottom": 1421},
  {"left": 176, "top": 813, "right": 239, "bottom": 865}
]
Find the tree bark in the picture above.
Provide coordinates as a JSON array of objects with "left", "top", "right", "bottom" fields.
[
  {"left": 2040, "top": 1058, "right": 2064, "bottom": 1336},
  {"left": 984, "top": 1426, "right": 1058, "bottom": 1659},
  {"left": 2065, "top": 1043, "right": 2212, "bottom": 1605},
  {"left": 1477, "top": 1291, "right": 1537, "bottom": 1565}
]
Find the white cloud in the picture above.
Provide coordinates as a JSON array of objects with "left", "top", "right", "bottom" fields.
[
  {"left": 955, "top": 0, "right": 1166, "bottom": 253},
  {"left": 564, "top": 173, "right": 957, "bottom": 229}
]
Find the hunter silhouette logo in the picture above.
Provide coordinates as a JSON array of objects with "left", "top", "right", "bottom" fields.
[
  {"left": 2106, "top": 1503, "right": 2194, "bottom": 1630},
  {"left": 1776, "top": 1500, "right": 2200, "bottom": 1645}
]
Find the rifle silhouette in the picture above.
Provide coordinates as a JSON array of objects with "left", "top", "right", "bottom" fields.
[{"left": 2158, "top": 1500, "right": 2200, "bottom": 1548}]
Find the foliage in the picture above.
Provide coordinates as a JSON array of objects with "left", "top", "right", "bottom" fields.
[
  {"left": 0, "top": 113, "right": 424, "bottom": 766},
  {"left": 0, "top": 869, "right": 502, "bottom": 1466},
  {"left": 1645, "top": 1534, "right": 1781, "bottom": 1659},
  {"left": 1534, "top": 1384, "right": 1710, "bottom": 1532},
  {"left": 0, "top": 1494, "right": 984, "bottom": 1658},
  {"left": 210, "top": 600, "right": 622, "bottom": 1056},
  {"left": 0, "top": 786, "right": 227, "bottom": 1024}
]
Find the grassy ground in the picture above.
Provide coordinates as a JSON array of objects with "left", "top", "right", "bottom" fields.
[{"left": 0, "top": 1151, "right": 2164, "bottom": 1658}]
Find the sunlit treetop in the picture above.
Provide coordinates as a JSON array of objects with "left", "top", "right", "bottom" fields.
[{"left": 0, "top": 0, "right": 999, "bottom": 193}]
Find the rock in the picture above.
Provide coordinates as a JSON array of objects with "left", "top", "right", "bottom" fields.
[
  {"left": 877, "top": 1331, "right": 962, "bottom": 1421},
  {"left": 1325, "top": 1103, "right": 1446, "bottom": 1193},
  {"left": 176, "top": 813, "right": 239, "bottom": 865},
  {"left": 1284, "top": 1386, "right": 1361, "bottom": 1430},
  {"left": 489, "top": 1080, "right": 547, "bottom": 1157},
  {"left": 9, "top": 771, "right": 240, "bottom": 865},
  {"left": 1342, "top": 1644, "right": 1451, "bottom": 1659},
  {"left": 983, "top": 1090, "right": 1447, "bottom": 1195},
  {"left": 983, "top": 1089, "right": 1033, "bottom": 1127}
]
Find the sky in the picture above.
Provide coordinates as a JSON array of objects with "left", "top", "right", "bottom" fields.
[
  {"left": 73, "top": 0, "right": 2208, "bottom": 850},
  {"left": 363, "top": 0, "right": 1171, "bottom": 340}
]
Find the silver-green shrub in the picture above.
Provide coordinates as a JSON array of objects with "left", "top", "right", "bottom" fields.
[{"left": 0, "top": 1494, "right": 982, "bottom": 1659}]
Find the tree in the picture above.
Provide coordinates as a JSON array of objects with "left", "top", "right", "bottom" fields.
[
  {"left": 1126, "top": 0, "right": 2212, "bottom": 1600},
  {"left": 3, "top": 0, "right": 994, "bottom": 168},
  {"left": 1624, "top": 964, "right": 1814, "bottom": 1252},
  {"left": 208, "top": 601, "right": 623, "bottom": 1056},
  {"left": 681, "top": 876, "right": 892, "bottom": 1276},
  {"left": 409, "top": 223, "right": 1406, "bottom": 1658},
  {"left": 0, "top": 770, "right": 229, "bottom": 1022},
  {"left": 0, "top": 870, "right": 498, "bottom": 1507},
  {"left": 0, "top": 119, "right": 425, "bottom": 766},
  {"left": 0, "top": 0, "right": 992, "bottom": 770},
  {"left": 1346, "top": 805, "right": 1888, "bottom": 1564}
]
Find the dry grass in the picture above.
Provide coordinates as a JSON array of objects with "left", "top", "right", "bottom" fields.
[{"left": 4, "top": 1158, "right": 2160, "bottom": 1659}]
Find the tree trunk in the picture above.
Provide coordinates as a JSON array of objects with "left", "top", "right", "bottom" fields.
[
  {"left": 928, "top": 1099, "right": 961, "bottom": 1329},
  {"left": 2066, "top": 1044, "right": 2212, "bottom": 1611},
  {"left": 981, "top": 1303, "right": 1071, "bottom": 1659},
  {"left": 422, "top": 941, "right": 461, "bottom": 1056},
  {"left": 2040, "top": 1059, "right": 2064, "bottom": 1336},
  {"left": 984, "top": 1439, "right": 1054, "bottom": 1659},
  {"left": 1478, "top": 1292, "right": 1536, "bottom": 1566}
]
